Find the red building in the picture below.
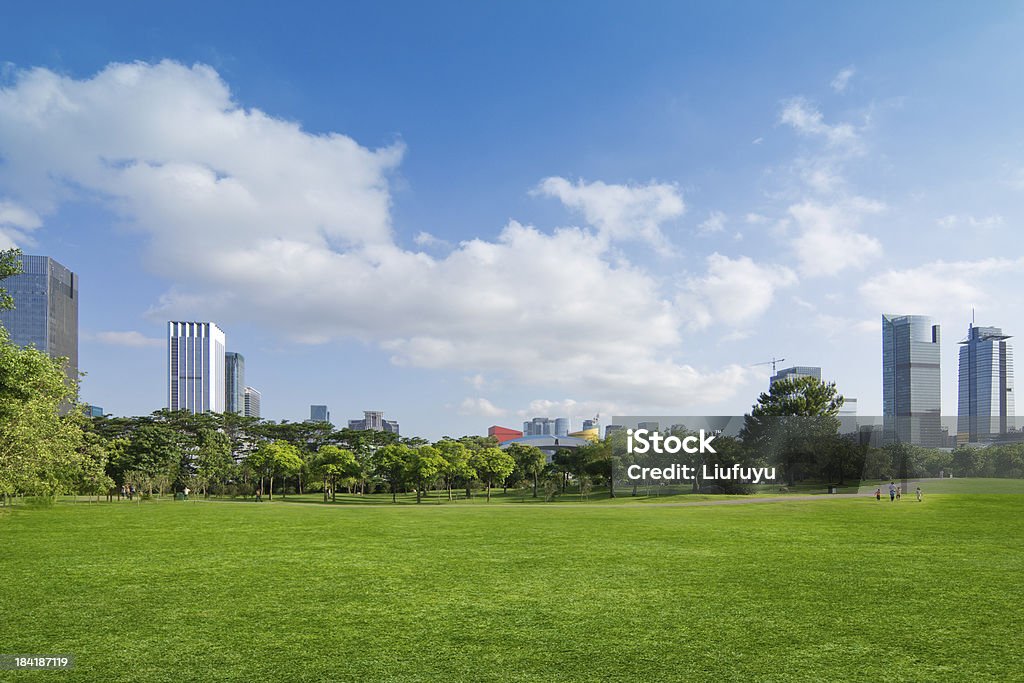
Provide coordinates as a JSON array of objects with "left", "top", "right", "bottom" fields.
[{"left": 488, "top": 425, "right": 524, "bottom": 444}]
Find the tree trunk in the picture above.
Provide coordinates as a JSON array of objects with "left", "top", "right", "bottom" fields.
[
  {"left": 269, "top": 475, "right": 274, "bottom": 500},
  {"left": 323, "top": 476, "right": 329, "bottom": 503},
  {"left": 416, "top": 487, "right": 422, "bottom": 503},
  {"left": 533, "top": 473, "right": 538, "bottom": 498},
  {"left": 486, "top": 479, "right": 491, "bottom": 501},
  {"left": 392, "top": 484, "right": 397, "bottom": 503}
]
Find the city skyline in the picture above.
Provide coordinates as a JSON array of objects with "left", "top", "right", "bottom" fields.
[{"left": 1, "top": 5, "right": 1023, "bottom": 439}]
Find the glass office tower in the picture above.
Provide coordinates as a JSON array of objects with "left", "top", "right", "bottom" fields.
[
  {"left": 225, "top": 352, "right": 246, "bottom": 414},
  {"left": 0, "top": 254, "right": 78, "bottom": 385},
  {"left": 958, "top": 325, "right": 1014, "bottom": 443},
  {"left": 168, "top": 321, "right": 226, "bottom": 414},
  {"left": 882, "top": 314, "right": 943, "bottom": 447}
]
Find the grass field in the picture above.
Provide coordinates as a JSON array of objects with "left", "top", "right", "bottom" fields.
[{"left": 2, "top": 486, "right": 1022, "bottom": 681}]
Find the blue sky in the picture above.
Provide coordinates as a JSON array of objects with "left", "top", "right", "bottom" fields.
[{"left": 1, "top": 2, "right": 1022, "bottom": 438}]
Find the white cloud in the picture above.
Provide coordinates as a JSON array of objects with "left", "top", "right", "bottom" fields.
[
  {"left": 744, "top": 213, "right": 769, "bottom": 224},
  {"left": 860, "top": 257, "right": 1024, "bottom": 316},
  {"left": 458, "top": 397, "right": 506, "bottom": 418},
  {"left": 0, "top": 61, "right": 749, "bottom": 410},
  {"left": 935, "top": 214, "right": 1003, "bottom": 230},
  {"left": 697, "top": 210, "right": 726, "bottom": 235},
  {"left": 678, "top": 253, "right": 797, "bottom": 330},
  {"left": 830, "top": 66, "right": 856, "bottom": 93},
  {"left": 89, "top": 330, "right": 163, "bottom": 348},
  {"left": 534, "top": 176, "right": 684, "bottom": 248},
  {"left": 414, "top": 231, "right": 449, "bottom": 248},
  {"left": 0, "top": 199, "right": 42, "bottom": 247},
  {"left": 779, "top": 97, "right": 860, "bottom": 150},
  {"left": 788, "top": 198, "right": 884, "bottom": 276}
]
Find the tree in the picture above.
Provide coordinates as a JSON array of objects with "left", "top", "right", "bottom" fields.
[
  {"left": 375, "top": 443, "right": 411, "bottom": 503},
  {"left": 470, "top": 447, "right": 515, "bottom": 502},
  {"left": 741, "top": 376, "right": 843, "bottom": 486},
  {"left": 0, "top": 248, "right": 23, "bottom": 310},
  {"left": 195, "top": 428, "right": 233, "bottom": 497},
  {"left": 436, "top": 439, "right": 474, "bottom": 500},
  {"left": 124, "top": 423, "right": 180, "bottom": 495},
  {"left": 407, "top": 445, "right": 446, "bottom": 503},
  {"left": 0, "top": 324, "right": 84, "bottom": 503},
  {"left": 506, "top": 443, "right": 547, "bottom": 498},
  {"left": 248, "top": 440, "right": 303, "bottom": 500},
  {"left": 313, "top": 445, "right": 358, "bottom": 502}
]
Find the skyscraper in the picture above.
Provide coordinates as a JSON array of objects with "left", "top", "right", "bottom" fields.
[
  {"left": 244, "top": 386, "right": 261, "bottom": 418},
  {"left": 958, "top": 324, "right": 1014, "bottom": 443},
  {"left": 310, "top": 404, "right": 330, "bottom": 423},
  {"left": 225, "top": 352, "right": 246, "bottom": 414},
  {"left": 0, "top": 254, "right": 78, "bottom": 385},
  {"left": 882, "top": 314, "right": 942, "bottom": 447},
  {"left": 168, "top": 321, "right": 226, "bottom": 414},
  {"left": 770, "top": 366, "right": 821, "bottom": 386},
  {"left": 348, "top": 410, "right": 399, "bottom": 434}
]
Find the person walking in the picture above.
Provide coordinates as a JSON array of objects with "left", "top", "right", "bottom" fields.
[
  {"left": 916, "top": 486, "right": 923, "bottom": 502},
  {"left": 255, "top": 487, "right": 262, "bottom": 503},
  {"left": 875, "top": 487, "right": 881, "bottom": 501},
  {"left": 889, "top": 482, "right": 896, "bottom": 502},
  {"left": 896, "top": 485, "right": 901, "bottom": 501}
]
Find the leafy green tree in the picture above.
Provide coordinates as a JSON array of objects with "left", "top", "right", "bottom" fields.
[
  {"left": 407, "top": 445, "right": 446, "bottom": 503},
  {"left": 124, "top": 423, "right": 181, "bottom": 495},
  {"left": 1, "top": 248, "right": 23, "bottom": 310},
  {"left": 0, "top": 325, "right": 84, "bottom": 502},
  {"left": 506, "top": 443, "right": 547, "bottom": 498},
  {"left": 375, "top": 443, "right": 412, "bottom": 503},
  {"left": 741, "top": 376, "right": 843, "bottom": 486},
  {"left": 195, "top": 428, "right": 233, "bottom": 497},
  {"left": 470, "top": 447, "right": 515, "bottom": 501},
  {"left": 436, "top": 439, "right": 475, "bottom": 500},
  {"left": 248, "top": 440, "right": 303, "bottom": 500},
  {"left": 74, "top": 431, "right": 114, "bottom": 502},
  {"left": 313, "top": 445, "right": 358, "bottom": 502}
]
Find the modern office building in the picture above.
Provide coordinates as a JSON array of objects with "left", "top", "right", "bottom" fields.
[
  {"left": 348, "top": 410, "right": 399, "bottom": 435},
  {"left": 958, "top": 324, "right": 1014, "bottom": 443},
  {"left": 637, "top": 421, "right": 661, "bottom": 433},
  {"left": 224, "top": 352, "right": 246, "bottom": 414},
  {"left": 243, "top": 386, "right": 261, "bottom": 418},
  {"left": 770, "top": 366, "right": 821, "bottom": 386},
  {"left": 310, "top": 404, "right": 331, "bottom": 423},
  {"left": 0, "top": 254, "right": 78, "bottom": 385},
  {"left": 522, "top": 417, "right": 570, "bottom": 437},
  {"left": 582, "top": 418, "right": 597, "bottom": 431},
  {"left": 882, "top": 314, "right": 943, "bottom": 447},
  {"left": 604, "top": 424, "right": 625, "bottom": 438},
  {"left": 167, "top": 321, "right": 226, "bottom": 414}
]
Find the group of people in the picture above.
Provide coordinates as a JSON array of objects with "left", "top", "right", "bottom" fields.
[
  {"left": 874, "top": 483, "right": 923, "bottom": 502},
  {"left": 120, "top": 484, "right": 137, "bottom": 500}
]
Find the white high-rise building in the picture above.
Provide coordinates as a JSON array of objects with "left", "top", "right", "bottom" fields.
[
  {"left": 168, "top": 321, "right": 226, "bottom": 414},
  {"left": 244, "top": 386, "right": 262, "bottom": 418}
]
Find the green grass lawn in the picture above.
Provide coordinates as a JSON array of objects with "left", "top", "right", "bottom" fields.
[{"left": 2, "top": 491, "right": 1022, "bottom": 681}]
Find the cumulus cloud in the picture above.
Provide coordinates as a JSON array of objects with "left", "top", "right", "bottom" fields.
[
  {"left": 779, "top": 97, "right": 860, "bottom": 150},
  {"left": 860, "top": 257, "right": 1024, "bottom": 316},
  {"left": 534, "top": 176, "right": 684, "bottom": 248},
  {"left": 0, "top": 60, "right": 749, "bottom": 410},
  {"left": 697, "top": 210, "right": 726, "bottom": 235},
  {"left": 678, "top": 253, "right": 797, "bottom": 330},
  {"left": 830, "top": 67, "right": 856, "bottom": 93},
  {"left": 788, "top": 198, "right": 883, "bottom": 276},
  {"left": 458, "top": 397, "right": 506, "bottom": 418},
  {"left": 935, "top": 214, "right": 1003, "bottom": 230},
  {"left": 89, "top": 330, "right": 163, "bottom": 348}
]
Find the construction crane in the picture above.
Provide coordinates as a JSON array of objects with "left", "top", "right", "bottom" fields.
[{"left": 751, "top": 357, "right": 786, "bottom": 374}]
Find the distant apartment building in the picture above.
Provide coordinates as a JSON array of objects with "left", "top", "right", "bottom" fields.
[
  {"left": 604, "top": 424, "right": 624, "bottom": 438},
  {"left": 523, "top": 417, "right": 569, "bottom": 437},
  {"left": 243, "top": 386, "right": 261, "bottom": 418},
  {"left": 770, "top": 366, "right": 821, "bottom": 386},
  {"left": 0, "top": 254, "right": 78, "bottom": 385},
  {"left": 882, "top": 314, "right": 943, "bottom": 447},
  {"left": 168, "top": 321, "right": 226, "bottom": 414},
  {"left": 958, "top": 324, "right": 1015, "bottom": 443},
  {"left": 310, "top": 404, "right": 331, "bottom": 423},
  {"left": 348, "top": 410, "right": 399, "bottom": 435},
  {"left": 225, "top": 352, "right": 246, "bottom": 414},
  {"left": 582, "top": 419, "right": 597, "bottom": 431}
]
